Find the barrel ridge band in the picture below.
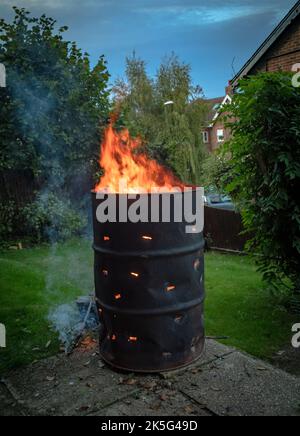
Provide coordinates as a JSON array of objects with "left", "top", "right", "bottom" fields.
[
  {"left": 93, "top": 240, "right": 205, "bottom": 258},
  {"left": 95, "top": 295, "right": 205, "bottom": 316}
]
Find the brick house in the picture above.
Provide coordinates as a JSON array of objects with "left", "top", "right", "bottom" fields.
[
  {"left": 203, "top": 0, "right": 300, "bottom": 152},
  {"left": 202, "top": 95, "right": 232, "bottom": 152}
]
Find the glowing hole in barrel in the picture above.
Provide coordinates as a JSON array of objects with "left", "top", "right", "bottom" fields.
[
  {"left": 114, "top": 293, "right": 122, "bottom": 300},
  {"left": 102, "top": 269, "right": 109, "bottom": 277},
  {"left": 130, "top": 272, "right": 139, "bottom": 278},
  {"left": 111, "top": 334, "right": 117, "bottom": 341},
  {"left": 142, "top": 235, "right": 152, "bottom": 241},
  {"left": 103, "top": 236, "right": 110, "bottom": 241},
  {"left": 166, "top": 284, "right": 176, "bottom": 292},
  {"left": 128, "top": 336, "right": 138, "bottom": 342}
]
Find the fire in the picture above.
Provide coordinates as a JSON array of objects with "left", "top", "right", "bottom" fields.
[{"left": 95, "top": 118, "right": 185, "bottom": 194}]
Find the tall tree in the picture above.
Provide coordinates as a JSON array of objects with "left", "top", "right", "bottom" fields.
[
  {"left": 112, "top": 53, "right": 208, "bottom": 185},
  {"left": 0, "top": 7, "right": 110, "bottom": 241},
  {"left": 0, "top": 7, "right": 110, "bottom": 184}
]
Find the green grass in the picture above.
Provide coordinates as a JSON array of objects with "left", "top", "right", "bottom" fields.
[
  {"left": 0, "top": 240, "right": 297, "bottom": 374},
  {"left": 0, "top": 239, "right": 93, "bottom": 374},
  {"left": 205, "top": 253, "right": 297, "bottom": 358}
]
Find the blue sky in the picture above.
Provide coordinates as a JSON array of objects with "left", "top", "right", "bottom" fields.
[{"left": 0, "top": 0, "right": 297, "bottom": 97}]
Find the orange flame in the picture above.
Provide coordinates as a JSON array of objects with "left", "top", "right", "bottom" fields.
[{"left": 95, "top": 118, "right": 185, "bottom": 194}]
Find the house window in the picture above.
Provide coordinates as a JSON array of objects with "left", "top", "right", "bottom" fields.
[
  {"left": 202, "top": 131, "right": 209, "bottom": 144},
  {"left": 217, "top": 129, "right": 224, "bottom": 143}
]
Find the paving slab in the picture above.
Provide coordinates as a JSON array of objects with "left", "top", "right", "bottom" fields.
[
  {"left": 0, "top": 340, "right": 299, "bottom": 416},
  {"left": 91, "top": 388, "right": 211, "bottom": 417},
  {"left": 174, "top": 350, "right": 300, "bottom": 416}
]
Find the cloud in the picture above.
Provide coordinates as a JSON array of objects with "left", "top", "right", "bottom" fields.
[
  {"left": 0, "top": 0, "right": 110, "bottom": 11},
  {"left": 137, "top": 2, "right": 281, "bottom": 26},
  {"left": 0, "top": 0, "right": 296, "bottom": 97}
]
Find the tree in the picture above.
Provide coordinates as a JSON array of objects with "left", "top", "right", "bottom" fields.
[
  {"left": 112, "top": 53, "right": 208, "bottom": 185},
  {"left": 202, "top": 152, "right": 231, "bottom": 193},
  {"left": 224, "top": 73, "right": 300, "bottom": 301},
  {"left": 0, "top": 7, "right": 110, "bottom": 179},
  {"left": 0, "top": 7, "right": 110, "bottom": 241}
]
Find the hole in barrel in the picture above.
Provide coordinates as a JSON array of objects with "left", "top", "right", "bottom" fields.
[
  {"left": 166, "top": 284, "right": 176, "bottom": 292},
  {"left": 128, "top": 336, "right": 138, "bottom": 342},
  {"left": 103, "top": 236, "right": 110, "bottom": 241},
  {"left": 142, "top": 235, "right": 152, "bottom": 241},
  {"left": 102, "top": 269, "right": 109, "bottom": 277},
  {"left": 130, "top": 272, "right": 139, "bottom": 278},
  {"left": 174, "top": 314, "right": 183, "bottom": 324},
  {"left": 114, "top": 293, "right": 122, "bottom": 300}
]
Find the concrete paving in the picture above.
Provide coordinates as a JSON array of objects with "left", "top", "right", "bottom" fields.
[{"left": 1, "top": 340, "right": 299, "bottom": 416}]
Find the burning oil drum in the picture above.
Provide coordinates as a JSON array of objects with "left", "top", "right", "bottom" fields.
[{"left": 92, "top": 190, "right": 205, "bottom": 373}]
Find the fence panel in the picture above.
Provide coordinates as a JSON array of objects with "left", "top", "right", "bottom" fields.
[
  {"left": 0, "top": 170, "right": 38, "bottom": 207},
  {"left": 204, "top": 206, "right": 247, "bottom": 252}
]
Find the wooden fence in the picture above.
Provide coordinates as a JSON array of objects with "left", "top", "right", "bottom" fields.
[
  {"left": 204, "top": 206, "right": 247, "bottom": 252},
  {"left": 0, "top": 174, "right": 248, "bottom": 252},
  {"left": 0, "top": 170, "right": 39, "bottom": 207}
]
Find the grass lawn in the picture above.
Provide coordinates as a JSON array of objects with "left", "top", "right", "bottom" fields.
[{"left": 0, "top": 239, "right": 297, "bottom": 374}]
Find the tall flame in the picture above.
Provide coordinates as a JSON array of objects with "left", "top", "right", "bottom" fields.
[{"left": 95, "top": 120, "right": 185, "bottom": 194}]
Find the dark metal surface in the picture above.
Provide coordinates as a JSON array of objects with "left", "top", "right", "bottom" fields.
[{"left": 92, "top": 191, "right": 205, "bottom": 372}]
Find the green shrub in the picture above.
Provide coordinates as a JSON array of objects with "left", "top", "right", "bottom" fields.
[
  {"left": 224, "top": 72, "right": 300, "bottom": 298},
  {"left": 23, "top": 193, "right": 87, "bottom": 242},
  {"left": 0, "top": 201, "right": 19, "bottom": 242}
]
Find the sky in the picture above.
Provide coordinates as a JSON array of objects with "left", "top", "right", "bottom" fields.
[{"left": 0, "top": 0, "right": 297, "bottom": 97}]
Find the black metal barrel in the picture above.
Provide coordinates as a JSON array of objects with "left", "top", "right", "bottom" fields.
[{"left": 92, "top": 190, "right": 205, "bottom": 372}]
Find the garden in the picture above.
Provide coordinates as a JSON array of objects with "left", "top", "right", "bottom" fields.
[{"left": 0, "top": 7, "right": 299, "bottom": 385}]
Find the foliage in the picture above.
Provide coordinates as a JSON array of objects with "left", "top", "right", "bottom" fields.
[
  {"left": 224, "top": 73, "right": 300, "bottom": 296},
  {"left": 112, "top": 53, "right": 208, "bottom": 185},
  {"left": 0, "top": 7, "right": 110, "bottom": 242},
  {"left": 23, "top": 193, "right": 87, "bottom": 242},
  {"left": 0, "top": 201, "right": 19, "bottom": 242},
  {"left": 202, "top": 152, "right": 231, "bottom": 193},
  {"left": 0, "top": 7, "right": 110, "bottom": 177}
]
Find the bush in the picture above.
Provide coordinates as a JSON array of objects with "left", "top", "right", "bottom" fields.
[
  {"left": 224, "top": 72, "right": 300, "bottom": 297},
  {"left": 0, "top": 201, "right": 19, "bottom": 242},
  {"left": 23, "top": 193, "right": 87, "bottom": 242}
]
